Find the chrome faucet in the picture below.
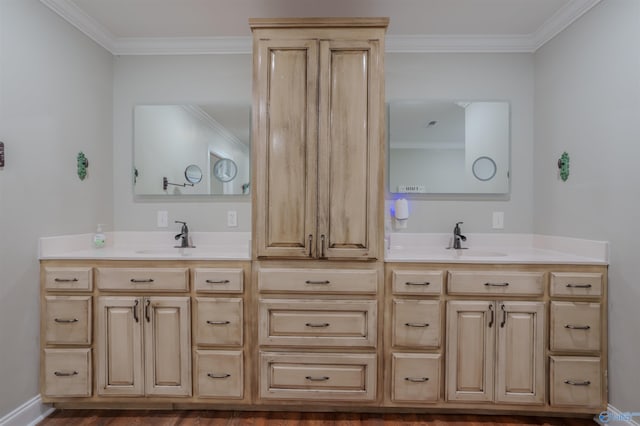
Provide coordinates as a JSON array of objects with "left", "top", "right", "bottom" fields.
[
  {"left": 174, "top": 221, "right": 195, "bottom": 248},
  {"left": 452, "top": 221, "right": 467, "bottom": 249}
]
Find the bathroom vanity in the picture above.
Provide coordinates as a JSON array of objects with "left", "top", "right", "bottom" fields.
[{"left": 39, "top": 17, "right": 608, "bottom": 418}]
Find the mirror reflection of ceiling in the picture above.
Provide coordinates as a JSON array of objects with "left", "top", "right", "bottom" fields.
[
  {"left": 389, "top": 101, "right": 465, "bottom": 150},
  {"left": 199, "top": 104, "right": 251, "bottom": 149},
  {"left": 41, "top": 0, "right": 595, "bottom": 54}
]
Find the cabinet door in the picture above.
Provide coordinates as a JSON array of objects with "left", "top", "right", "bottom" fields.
[
  {"left": 317, "top": 39, "right": 382, "bottom": 260},
  {"left": 496, "top": 301, "right": 545, "bottom": 404},
  {"left": 446, "top": 301, "right": 494, "bottom": 402},
  {"left": 253, "top": 38, "right": 319, "bottom": 258},
  {"left": 97, "top": 296, "right": 144, "bottom": 396},
  {"left": 144, "top": 297, "right": 191, "bottom": 396}
]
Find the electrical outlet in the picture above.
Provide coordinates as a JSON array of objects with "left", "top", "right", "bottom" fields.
[
  {"left": 157, "top": 210, "right": 169, "bottom": 228},
  {"left": 227, "top": 210, "right": 238, "bottom": 227},
  {"left": 492, "top": 211, "right": 504, "bottom": 229}
]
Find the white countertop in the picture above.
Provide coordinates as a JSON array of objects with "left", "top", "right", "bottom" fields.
[
  {"left": 39, "top": 232, "right": 251, "bottom": 261},
  {"left": 385, "top": 233, "right": 608, "bottom": 265}
]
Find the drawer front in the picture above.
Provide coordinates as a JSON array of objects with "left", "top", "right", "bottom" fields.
[
  {"left": 392, "top": 300, "right": 441, "bottom": 348},
  {"left": 44, "top": 267, "right": 92, "bottom": 291},
  {"left": 44, "top": 348, "right": 92, "bottom": 397},
  {"left": 392, "top": 270, "right": 443, "bottom": 295},
  {"left": 551, "top": 302, "right": 601, "bottom": 352},
  {"left": 195, "top": 298, "right": 243, "bottom": 346},
  {"left": 550, "top": 356, "right": 602, "bottom": 408},
  {"left": 195, "top": 350, "right": 243, "bottom": 399},
  {"left": 448, "top": 271, "right": 544, "bottom": 296},
  {"left": 391, "top": 353, "right": 440, "bottom": 403},
  {"left": 96, "top": 267, "right": 188, "bottom": 291},
  {"left": 44, "top": 296, "right": 92, "bottom": 345},
  {"left": 258, "top": 268, "right": 377, "bottom": 294},
  {"left": 260, "top": 352, "right": 376, "bottom": 401},
  {"left": 193, "top": 268, "right": 243, "bottom": 293},
  {"left": 551, "top": 272, "right": 603, "bottom": 298},
  {"left": 259, "top": 299, "right": 377, "bottom": 347}
]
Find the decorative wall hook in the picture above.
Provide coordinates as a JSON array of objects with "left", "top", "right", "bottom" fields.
[
  {"left": 77, "top": 152, "right": 89, "bottom": 180},
  {"left": 557, "top": 152, "right": 570, "bottom": 181}
]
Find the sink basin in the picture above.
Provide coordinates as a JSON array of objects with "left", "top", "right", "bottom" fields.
[
  {"left": 135, "top": 248, "right": 194, "bottom": 256},
  {"left": 450, "top": 249, "right": 507, "bottom": 258}
]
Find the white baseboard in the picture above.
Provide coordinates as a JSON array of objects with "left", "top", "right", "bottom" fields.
[
  {"left": 594, "top": 405, "right": 640, "bottom": 426},
  {"left": 0, "top": 395, "right": 54, "bottom": 426}
]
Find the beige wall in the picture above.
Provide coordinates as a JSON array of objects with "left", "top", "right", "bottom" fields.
[
  {"left": 534, "top": 0, "right": 640, "bottom": 412},
  {"left": 0, "top": 0, "right": 113, "bottom": 417}
]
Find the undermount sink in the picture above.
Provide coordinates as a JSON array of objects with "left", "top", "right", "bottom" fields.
[{"left": 450, "top": 249, "right": 508, "bottom": 257}]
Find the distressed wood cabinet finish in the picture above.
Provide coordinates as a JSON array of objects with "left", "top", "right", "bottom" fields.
[{"left": 251, "top": 18, "right": 387, "bottom": 260}]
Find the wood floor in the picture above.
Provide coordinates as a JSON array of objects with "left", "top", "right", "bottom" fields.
[{"left": 39, "top": 410, "right": 596, "bottom": 425}]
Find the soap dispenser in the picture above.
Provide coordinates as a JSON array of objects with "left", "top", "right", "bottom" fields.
[{"left": 93, "top": 224, "right": 106, "bottom": 248}]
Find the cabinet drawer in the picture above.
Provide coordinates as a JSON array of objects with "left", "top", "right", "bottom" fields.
[
  {"left": 259, "top": 299, "right": 376, "bottom": 347},
  {"left": 44, "top": 348, "right": 92, "bottom": 397},
  {"left": 260, "top": 352, "right": 376, "bottom": 401},
  {"left": 258, "top": 268, "right": 377, "bottom": 294},
  {"left": 448, "top": 271, "right": 544, "bottom": 296},
  {"left": 44, "top": 267, "right": 92, "bottom": 291},
  {"left": 392, "top": 270, "right": 443, "bottom": 295},
  {"left": 391, "top": 353, "right": 440, "bottom": 403},
  {"left": 550, "top": 356, "right": 602, "bottom": 408},
  {"left": 193, "top": 268, "right": 243, "bottom": 293},
  {"left": 551, "top": 302, "right": 601, "bottom": 352},
  {"left": 195, "top": 350, "right": 243, "bottom": 399},
  {"left": 96, "top": 267, "right": 188, "bottom": 291},
  {"left": 195, "top": 298, "right": 243, "bottom": 346},
  {"left": 392, "top": 300, "right": 441, "bottom": 348},
  {"left": 551, "top": 272, "right": 603, "bottom": 298},
  {"left": 44, "top": 296, "right": 92, "bottom": 345}
]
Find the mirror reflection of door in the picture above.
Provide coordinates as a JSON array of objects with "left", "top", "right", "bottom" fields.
[{"left": 209, "top": 152, "right": 223, "bottom": 194}]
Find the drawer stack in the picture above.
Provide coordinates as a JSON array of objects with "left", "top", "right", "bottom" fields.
[
  {"left": 192, "top": 267, "right": 247, "bottom": 401},
  {"left": 549, "top": 272, "right": 606, "bottom": 408},
  {"left": 41, "top": 266, "right": 93, "bottom": 398},
  {"left": 386, "top": 268, "right": 444, "bottom": 405},
  {"left": 255, "top": 262, "right": 381, "bottom": 403}
]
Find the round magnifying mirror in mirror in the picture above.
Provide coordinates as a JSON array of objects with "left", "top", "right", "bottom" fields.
[
  {"left": 472, "top": 156, "right": 497, "bottom": 181},
  {"left": 184, "top": 164, "right": 203, "bottom": 184},
  {"left": 213, "top": 158, "right": 238, "bottom": 183}
]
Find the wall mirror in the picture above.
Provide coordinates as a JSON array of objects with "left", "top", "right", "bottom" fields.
[
  {"left": 388, "top": 100, "right": 510, "bottom": 195},
  {"left": 134, "top": 104, "right": 250, "bottom": 196}
]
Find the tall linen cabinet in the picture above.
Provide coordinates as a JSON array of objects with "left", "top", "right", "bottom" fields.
[{"left": 250, "top": 18, "right": 388, "bottom": 404}]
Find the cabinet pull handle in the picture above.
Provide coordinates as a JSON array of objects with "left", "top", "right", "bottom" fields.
[
  {"left": 207, "top": 373, "right": 231, "bottom": 379},
  {"left": 320, "top": 234, "right": 326, "bottom": 258},
  {"left": 133, "top": 299, "right": 139, "bottom": 323},
  {"left": 206, "top": 279, "right": 230, "bottom": 284},
  {"left": 207, "top": 320, "right": 231, "bottom": 325},
  {"left": 405, "top": 377, "right": 429, "bottom": 382},
  {"left": 500, "top": 304, "right": 507, "bottom": 328},
  {"left": 565, "top": 324, "right": 591, "bottom": 330},
  {"left": 305, "top": 322, "right": 330, "bottom": 328},
  {"left": 484, "top": 282, "right": 509, "bottom": 287},
  {"left": 488, "top": 304, "right": 494, "bottom": 328},
  {"left": 305, "top": 280, "right": 330, "bottom": 285},
  {"left": 54, "top": 370, "right": 78, "bottom": 377},
  {"left": 564, "top": 379, "right": 591, "bottom": 386},
  {"left": 405, "top": 281, "right": 430, "bottom": 286},
  {"left": 405, "top": 322, "right": 429, "bottom": 328},
  {"left": 305, "top": 376, "right": 329, "bottom": 381},
  {"left": 566, "top": 284, "right": 592, "bottom": 289},
  {"left": 54, "top": 318, "right": 79, "bottom": 323},
  {"left": 145, "top": 299, "right": 151, "bottom": 322},
  {"left": 308, "top": 234, "right": 313, "bottom": 257},
  {"left": 131, "top": 278, "right": 154, "bottom": 283},
  {"left": 54, "top": 278, "right": 78, "bottom": 283}
]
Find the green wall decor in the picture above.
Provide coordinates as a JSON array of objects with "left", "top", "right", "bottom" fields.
[
  {"left": 557, "top": 151, "right": 570, "bottom": 181},
  {"left": 77, "top": 152, "right": 89, "bottom": 180}
]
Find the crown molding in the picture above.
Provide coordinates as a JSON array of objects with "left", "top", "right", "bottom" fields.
[
  {"left": 40, "top": 0, "right": 602, "bottom": 55},
  {"left": 182, "top": 105, "right": 249, "bottom": 152}
]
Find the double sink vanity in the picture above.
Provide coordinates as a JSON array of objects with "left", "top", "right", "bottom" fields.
[
  {"left": 40, "top": 17, "right": 607, "bottom": 419},
  {"left": 39, "top": 231, "right": 608, "bottom": 416}
]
